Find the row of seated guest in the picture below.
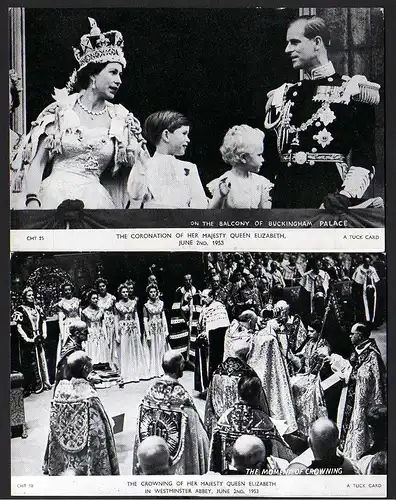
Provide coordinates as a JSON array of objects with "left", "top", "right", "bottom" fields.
[
  {"left": 44, "top": 322, "right": 386, "bottom": 476},
  {"left": 12, "top": 279, "right": 169, "bottom": 394}
]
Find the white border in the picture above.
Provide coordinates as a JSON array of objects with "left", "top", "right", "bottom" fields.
[
  {"left": 10, "top": 228, "right": 385, "bottom": 253},
  {"left": 11, "top": 474, "right": 387, "bottom": 497}
]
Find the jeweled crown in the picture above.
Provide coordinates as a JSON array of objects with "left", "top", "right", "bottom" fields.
[{"left": 73, "top": 18, "right": 126, "bottom": 71}]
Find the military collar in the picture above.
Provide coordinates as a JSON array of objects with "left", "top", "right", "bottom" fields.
[{"left": 303, "top": 61, "right": 336, "bottom": 81}]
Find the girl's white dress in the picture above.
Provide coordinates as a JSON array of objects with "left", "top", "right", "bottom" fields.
[
  {"left": 56, "top": 296, "right": 81, "bottom": 362},
  {"left": 133, "top": 152, "right": 208, "bottom": 208},
  {"left": 143, "top": 299, "right": 169, "bottom": 378},
  {"left": 115, "top": 298, "right": 149, "bottom": 383},
  {"left": 97, "top": 293, "right": 117, "bottom": 369},
  {"left": 207, "top": 169, "right": 273, "bottom": 208},
  {"left": 81, "top": 306, "right": 111, "bottom": 365}
]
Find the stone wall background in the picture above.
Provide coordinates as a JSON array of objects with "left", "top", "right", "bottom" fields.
[{"left": 317, "top": 8, "right": 385, "bottom": 198}]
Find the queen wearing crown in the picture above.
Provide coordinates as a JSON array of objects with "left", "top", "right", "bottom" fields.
[{"left": 17, "top": 18, "right": 149, "bottom": 210}]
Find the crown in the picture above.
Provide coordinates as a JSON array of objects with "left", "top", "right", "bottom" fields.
[
  {"left": 73, "top": 18, "right": 126, "bottom": 71},
  {"left": 9, "top": 69, "right": 22, "bottom": 91}
]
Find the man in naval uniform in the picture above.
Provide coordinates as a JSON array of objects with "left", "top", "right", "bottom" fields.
[{"left": 264, "top": 15, "right": 381, "bottom": 211}]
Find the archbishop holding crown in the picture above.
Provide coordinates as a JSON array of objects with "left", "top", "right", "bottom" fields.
[
  {"left": 16, "top": 18, "right": 149, "bottom": 210},
  {"left": 264, "top": 15, "right": 382, "bottom": 212}
]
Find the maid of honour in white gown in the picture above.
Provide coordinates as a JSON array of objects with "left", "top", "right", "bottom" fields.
[
  {"left": 114, "top": 284, "right": 150, "bottom": 383},
  {"left": 143, "top": 284, "right": 169, "bottom": 378}
]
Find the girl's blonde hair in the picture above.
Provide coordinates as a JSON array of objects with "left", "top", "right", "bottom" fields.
[{"left": 220, "top": 124, "right": 264, "bottom": 167}]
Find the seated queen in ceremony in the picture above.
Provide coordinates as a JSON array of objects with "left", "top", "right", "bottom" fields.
[{"left": 16, "top": 18, "right": 149, "bottom": 210}]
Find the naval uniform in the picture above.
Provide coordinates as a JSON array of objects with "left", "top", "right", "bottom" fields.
[{"left": 264, "top": 62, "right": 380, "bottom": 209}]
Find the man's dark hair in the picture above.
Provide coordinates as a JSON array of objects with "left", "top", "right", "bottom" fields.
[
  {"left": 367, "top": 404, "right": 387, "bottom": 431},
  {"left": 353, "top": 323, "right": 371, "bottom": 340},
  {"left": 162, "top": 352, "right": 183, "bottom": 375},
  {"left": 143, "top": 110, "right": 190, "bottom": 146},
  {"left": 261, "top": 309, "right": 274, "bottom": 320},
  {"left": 307, "top": 256, "right": 323, "bottom": 270},
  {"left": 67, "top": 351, "right": 92, "bottom": 379},
  {"left": 289, "top": 16, "right": 331, "bottom": 47},
  {"left": 309, "top": 318, "right": 323, "bottom": 333},
  {"left": 370, "top": 451, "right": 387, "bottom": 474},
  {"left": 238, "top": 376, "right": 262, "bottom": 405}
]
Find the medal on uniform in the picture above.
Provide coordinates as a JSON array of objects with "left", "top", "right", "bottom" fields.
[
  {"left": 313, "top": 85, "right": 345, "bottom": 103},
  {"left": 291, "top": 133, "right": 300, "bottom": 148},
  {"left": 318, "top": 105, "right": 336, "bottom": 126},
  {"left": 313, "top": 128, "right": 334, "bottom": 148}
]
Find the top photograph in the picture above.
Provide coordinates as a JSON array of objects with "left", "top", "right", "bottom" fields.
[{"left": 9, "top": 7, "right": 385, "bottom": 228}]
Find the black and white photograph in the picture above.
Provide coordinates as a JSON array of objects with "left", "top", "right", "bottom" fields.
[
  {"left": 10, "top": 251, "right": 387, "bottom": 483},
  {"left": 9, "top": 7, "right": 385, "bottom": 228},
  {"left": 8, "top": 4, "right": 389, "bottom": 497}
]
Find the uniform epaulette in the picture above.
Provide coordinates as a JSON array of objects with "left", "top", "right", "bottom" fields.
[
  {"left": 354, "top": 79, "right": 381, "bottom": 105},
  {"left": 265, "top": 83, "right": 294, "bottom": 113},
  {"left": 342, "top": 75, "right": 380, "bottom": 106}
]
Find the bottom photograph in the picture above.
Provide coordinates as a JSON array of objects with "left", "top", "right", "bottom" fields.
[{"left": 10, "top": 251, "right": 387, "bottom": 482}]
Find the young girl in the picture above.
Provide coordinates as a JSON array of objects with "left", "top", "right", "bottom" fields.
[
  {"left": 129, "top": 110, "right": 208, "bottom": 208},
  {"left": 207, "top": 124, "right": 273, "bottom": 209}
]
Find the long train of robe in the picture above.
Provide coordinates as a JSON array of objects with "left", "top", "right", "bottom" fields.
[
  {"left": 352, "top": 265, "right": 380, "bottom": 323},
  {"left": 336, "top": 339, "right": 386, "bottom": 460},
  {"left": 43, "top": 378, "right": 119, "bottom": 476},
  {"left": 247, "top": 331, "right": 298, "bottom": 434},
  {"left": 169, "top": 286, "right": 201, "bottom": 363},
  {"left": 132, "top": 376, "right": 209, "bottom": 475},
  {"left": 195, "top": 300, "right": 230, "bottom": 392},
  {"left": 291, "top": 373, "right": 328, "bottom": 437},
  {"left": 204, "top": 356, "right": 269, "bottom": 439},
  {"left": 13, "top": 305, "right": 51, "bottom": 393},
  {"left": 209, "top": 401, "right": 295, "bottom": 472},
  {"left": 290, "top": 337, "right": 331, "bottom": 436}
]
